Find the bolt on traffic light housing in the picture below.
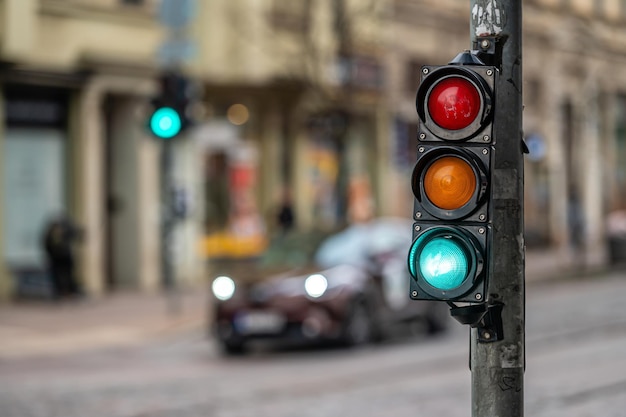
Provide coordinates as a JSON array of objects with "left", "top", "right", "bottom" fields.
[{"left": 408, "top": 56, "right": 497, "bottom": 305}]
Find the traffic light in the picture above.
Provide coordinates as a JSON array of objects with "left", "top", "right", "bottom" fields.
[
  {"left": 150, "top": 106, "right": 182, "bottom": 139},
  {"left": 148, "top": 72, "right": 192, "bottom": 139},
  {"left": 408, "top": 55, "right": 496, "bottom": 304}
]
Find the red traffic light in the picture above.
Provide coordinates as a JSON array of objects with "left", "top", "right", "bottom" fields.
[
  {"left": 428, "top": 77, "right": 481, "bottom": 131},
  {"left": 416, "top": 66, "right": 494, "bottom": 142}
]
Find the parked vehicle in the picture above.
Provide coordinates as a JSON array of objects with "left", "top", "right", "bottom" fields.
[{"left": 209, "top": 218, "right": 449, "bottom": 354}]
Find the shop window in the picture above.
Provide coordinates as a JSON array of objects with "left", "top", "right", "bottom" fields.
[
  {"left": 3, "top": 93, "right": 68, "bottom": 264},
  {"left": 614, "top": 96, "right": 626, "bottom": 208}
]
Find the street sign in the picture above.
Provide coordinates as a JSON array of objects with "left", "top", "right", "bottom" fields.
[
  {"left": 157, "top": 38, "right": 197, "bottom": 66},
  {"left": 159, "top": 0, "right": 196, "bottom": 29}
]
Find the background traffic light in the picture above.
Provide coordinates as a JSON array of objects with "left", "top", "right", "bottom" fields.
[
  {"left": 408, "top": 58, "right": 496, "bottom": 303},
  {"left": 150, "top": 106, "right": 182, "bottom": 139},
  {"left": 148, "top": 72, "right": 193, "bottom": 139}
]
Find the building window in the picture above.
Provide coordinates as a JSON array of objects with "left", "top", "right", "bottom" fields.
[
  {"left": 393, "top": 119, "right": 418, "bottom": 170},
  {"left": 406, "top": 60, "right": 424, "bottom": 95},
  {"left": 594, "top": 0, "right": 604, "bottom": 16},
  {"left": 614, "top": 96, "right": 626, "bottom": 208},
  {"left": 524, "top": 79, "right": 541, "bottom": 109},
  {"left": 270, "top": 0, "right": 311, "bottom": 32}
]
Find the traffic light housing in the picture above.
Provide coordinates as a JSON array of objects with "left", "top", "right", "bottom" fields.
[
  {"left": 148, "top": 72, "right": 192, "bottom": 139},
  {"left": 408, "top": 58, "right": 496, "bottom": 304}
]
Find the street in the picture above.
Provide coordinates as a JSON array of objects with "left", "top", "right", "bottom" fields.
[{"left": 1, "top": 272, "right": 626, "bottom": 417}]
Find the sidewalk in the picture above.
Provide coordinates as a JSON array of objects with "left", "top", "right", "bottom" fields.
[
  {"left": 0, "top": 289, "right": 207, "bottom": 359},
  {"left": 526, "top": 246, "right": 611, "bottom": 282},
  {"left": 0, "top": 248, "right": 607, "bottom": 360}
]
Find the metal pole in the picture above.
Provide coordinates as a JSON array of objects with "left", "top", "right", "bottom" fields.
[
  {"left": 469, "top": 1, "right": 525, "bottom": 416},
  {"left": 161, "top": 140, "right": 173, "bottom": 289},
  {"left": 161, "top": 139, "right": 180, "bottom": 314}
]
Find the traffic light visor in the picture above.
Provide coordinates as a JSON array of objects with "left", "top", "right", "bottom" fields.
[
  {"left": 150, "top": 107, "right": 182, "bottom": 139},
  {"left": 424, "top": 156, "right": 477, "bottom": 210},
  {"left": 428, "top": 77, "right": 481, "bottom": 131}
]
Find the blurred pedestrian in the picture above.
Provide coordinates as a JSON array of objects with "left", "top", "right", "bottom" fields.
[
  {"left": 276, "top": 189, "right": 295, "bottom": 233},
  {"left": 567, "top": 187, "right": 585, "bottom": 264},
  {"left": 42, "top": 215, "right": 83, "bottom": 299}
]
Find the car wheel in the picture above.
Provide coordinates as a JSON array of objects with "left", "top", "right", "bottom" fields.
[
  {"left": 221, "top": 340, "right": 246, "bottom": 355},
  {"left": 340, "top": 300, "right": 373, "bottom": 346}
]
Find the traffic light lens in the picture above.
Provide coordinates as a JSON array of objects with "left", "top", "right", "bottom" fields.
[
  {"left": 424, "top": 156, "right": 477, "bottom": 210},
  {"left": 419, "top": 236, "right": 468, "bottom": 290},
  {"left": 150, "top": 107, "right": 182, "bottom": 139},
  {"left": 428, "top": 77, "right": 481, "bottom": 130}
]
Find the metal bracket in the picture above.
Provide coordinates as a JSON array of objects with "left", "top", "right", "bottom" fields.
[
  {"left": 476, "top": 303, "right": 504, "bottom": 343},
  {"left": 472, "top": 36, "right": 499, "bottom": 67},
  {"left": 449, "top": 302, "right": 504, "bottom": 343}
]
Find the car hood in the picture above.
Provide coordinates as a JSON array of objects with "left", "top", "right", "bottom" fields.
[
  {"left": 215, "top": 262, "right": 369, "bottom": 299},
  {"left": 218, "top": 264, "right": 322, "bottom": 285}
]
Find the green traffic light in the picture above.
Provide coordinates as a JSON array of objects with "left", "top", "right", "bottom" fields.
[
  {"left": 150, "top": 107, "right": 182, "bottom": 139},
  {"left": 409, "top": 229, "right": 470, "bottom": 291},
  {"left": 418, "top": 237, "right": 468, "bottom": 290}
]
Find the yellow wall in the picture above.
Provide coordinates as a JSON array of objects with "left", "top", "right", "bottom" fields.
[{"left": 2, "top": 0, "right": 163, "bottom": 69}]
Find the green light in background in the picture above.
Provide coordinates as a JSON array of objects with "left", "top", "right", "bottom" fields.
[{"left": 150, "top": 107, "right": 182, "bottom": 139}]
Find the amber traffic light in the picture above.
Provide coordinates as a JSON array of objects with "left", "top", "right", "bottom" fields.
[{"left": 423, "top": 156, "right": 477, "bottom": 210}]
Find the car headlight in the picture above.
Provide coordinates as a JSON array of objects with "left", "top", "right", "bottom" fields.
[
  {"left": 305, "top": 274, "right": 328, "bottom": 298},
  {"left": 212, "top": 276, "right": 236, "bottom": 301}
]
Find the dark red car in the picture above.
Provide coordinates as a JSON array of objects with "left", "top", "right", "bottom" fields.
[{"left": 209, "top": 218, "right": 449, "bottom": 354}]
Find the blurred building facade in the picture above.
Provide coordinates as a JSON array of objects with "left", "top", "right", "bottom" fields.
[
  {"left": 2, "top": 0, "right": 626, "bottom": 299},
  {"left": 0, "top": 0, "right": 166, "bottom": 298},
  {"left": 389, "top": 0, "right": 626, "bottom": 269}
]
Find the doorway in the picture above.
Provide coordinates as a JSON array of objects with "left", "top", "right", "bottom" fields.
[{"left": 103, "top": 95, "right": 140, "bottom": 290}]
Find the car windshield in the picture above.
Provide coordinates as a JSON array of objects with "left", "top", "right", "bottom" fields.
[
  {"left": 259, "top": 230, "right": 331, "bottom": 269},
  {"left": 257, "top": 218, "right": 412, "bottom": 271},
  {"left": 315, "top": 218, "right": 412, "bottom": 268}
]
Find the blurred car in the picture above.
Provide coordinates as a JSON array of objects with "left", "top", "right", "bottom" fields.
[{"left": 208, "top": 217, "right": 449, "bottom": 354}]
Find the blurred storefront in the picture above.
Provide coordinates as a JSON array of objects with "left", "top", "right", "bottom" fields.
[
  {"left": 196, "top": 121, "right": 268, "bottom": 260},
  {"left": 2, "top": 84, "right": 71, "bottom": 296},
  {"left": 0, "top": 68, "right": 164, "bottom": 298}
]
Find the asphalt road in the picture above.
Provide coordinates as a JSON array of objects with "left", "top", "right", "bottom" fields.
[{"left": 1, "top": 272, "right": 626, "bottom": 417}]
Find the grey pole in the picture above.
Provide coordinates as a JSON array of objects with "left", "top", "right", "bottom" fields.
[{"left": 469, "top": 1, "right": 525, "bottom": 416}]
